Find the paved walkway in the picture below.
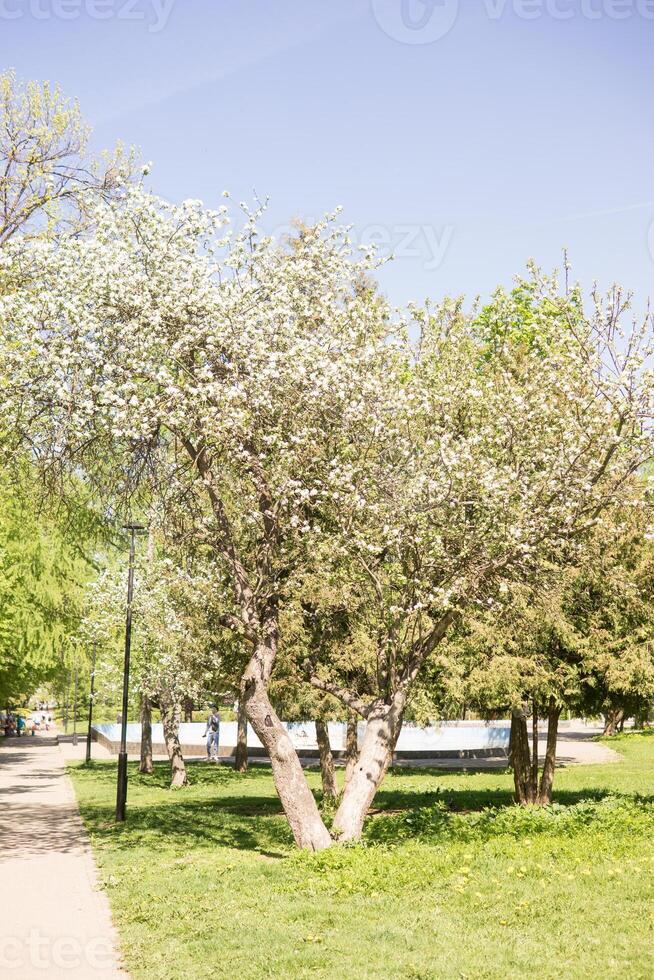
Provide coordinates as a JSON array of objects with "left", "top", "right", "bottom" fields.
[
  {"left": 388, "top": 720, "right": 621, "bottom": 770},
  {"left": 547, "top": 720, "right": 621, "bottom": 764},
  {"left": 0, "top": 736, "right": 127, "bottom": 979}
]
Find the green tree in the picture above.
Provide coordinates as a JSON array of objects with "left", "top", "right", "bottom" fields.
[
  {"left": 573, "top": 509, "right": 654, "bottom": 733},
  {"left": 430, "top": 496, "right": 654, "bottom": 805},
  {"left": 0, "top": 70, "right": 132, "bottom": 247},
  {"left": 0, "top": 467, "right": 98, "bottom": 706}
]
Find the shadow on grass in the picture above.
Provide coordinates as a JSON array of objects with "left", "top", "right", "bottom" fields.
[
  {"left": 71, "top": 753, "right": 654, "bottom": 856},
  {"left": 73, "top": 760, "right": 294, "bottom": 855},
  {"left": 79, "top": 798, "right": 294, "bottom": 856}
]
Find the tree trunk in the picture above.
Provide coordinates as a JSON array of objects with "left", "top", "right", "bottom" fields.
[
  {"left": 537, "top": 699, "right": 561, "bottom": 805},
  {"left": 603, "top": 706, "right": 624, "bottom": 736},
  {"left": 344, "top": 712, "right": 359, "bottom": 787},
  {"left": 235, "top": 698, "right": 248, "bottom": 773},
  {"left": 138, "top": 694, "right": 153, "bottom": 774},
  {"left": 634, "top": 705, "right": 650, "bottom": 730},
  {"left": 315, "top": 719, "right": 337, "bottom": 801},
  {"left": 242, "top": 636, "right": 331, "bottom": 851},
  {"left": 160, "top": 699, "right": 188, "bottom": 789},
  {"left": 507, "top": 713, "right": 515, "bottom": 769},
  {"left": 332, "top": 696, "right": 404, "bottom": 842},
  {"left": 510, "top": 708, "right": 537, "bottom": 805},
  {"left": 531, "top": 701, "right": 539, "bottom": 790}
]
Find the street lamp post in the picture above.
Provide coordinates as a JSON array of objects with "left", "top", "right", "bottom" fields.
[
  {"left": 115, "top": 523, "right": 145, "bottom": 823},
  {"left": 85, "top": 639, "right": 97, "bottom": 765},
  {"left": 72, "top": 662, "right": 78, "bottom": 746}
]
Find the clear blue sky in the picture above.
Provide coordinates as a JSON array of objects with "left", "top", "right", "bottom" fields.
[{"left": 3, "top": 0, "right": 654, "bottom": 309}]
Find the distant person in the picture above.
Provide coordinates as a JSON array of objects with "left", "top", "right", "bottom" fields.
[
  {"left": 16, "top": 715, "right": 25, "bottom": 737},
  {"left": 204, "top": 708, "right": 221, "bottom": 762}
]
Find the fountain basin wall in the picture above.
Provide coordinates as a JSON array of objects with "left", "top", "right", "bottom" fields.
[{"left": 92, "top": 720, "right": 510, "bottom": 760}]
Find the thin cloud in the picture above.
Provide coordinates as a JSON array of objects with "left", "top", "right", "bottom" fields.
[
  {"left": 93, "top": 3, "right": 368, "bottom": 128},
  {"left": 545, "top": 201, "right": 654, "bottom": 224}
]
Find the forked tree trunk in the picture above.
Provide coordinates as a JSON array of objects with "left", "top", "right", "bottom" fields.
[
  {"left": 138, "top": 694, "right": 153, "bottom": 774},
  {"left": 242, "top": 633, "right": 332, "bottom": 851},
  {"left": 331, "top": 695, "right": 405, "bottom": 842},
  {"left": 511, "top": 701, "right": 561, "bottom": 806},
  {"left": 160, "top": 699, "right": 188, "bottom": 789},
  {"left": 315, "top": 719, "right": 337, "bottom": 801},
  {"left": 603, "top": 706, "right": 625, "bottom": 736},
  {"left": 235, "top": 698, "right": 248, "bottom": 773},
  {"left": 321, "top": 615, "right": 453, "bottom": 841},
  {"left": 240, "top": 609, "right": 446, "bottom": 846},
  {"left": 344, "top": 713, "right": 359, "bottom": 787}
]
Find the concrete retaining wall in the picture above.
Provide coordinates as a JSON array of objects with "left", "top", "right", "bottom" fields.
[{"left": 92, "top": 720, "right": 510, "bottom": 760}]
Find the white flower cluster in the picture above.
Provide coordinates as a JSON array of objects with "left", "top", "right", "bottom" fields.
[{"left": 2, "top": 187, "right": 653, "bottom": 688}]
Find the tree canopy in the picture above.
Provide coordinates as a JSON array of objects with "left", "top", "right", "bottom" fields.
[{"left": 2, "top": 179, "right": 653, "bottom": 846}]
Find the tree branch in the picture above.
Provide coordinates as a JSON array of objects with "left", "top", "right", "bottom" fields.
[{"left": 308, "top": 674, "right": 372, "bottom": 718}]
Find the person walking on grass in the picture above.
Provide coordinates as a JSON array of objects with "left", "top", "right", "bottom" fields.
[{"left": 204, "top": 707, "right": 221, "bottom": 763}]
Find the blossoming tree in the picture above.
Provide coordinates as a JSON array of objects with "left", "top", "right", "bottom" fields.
[
  {"left": 81, "top": 547, "right": 222, "bottom": 788},
  {"left": 3, "top": 188, "right": 653, "bottom": 848}
]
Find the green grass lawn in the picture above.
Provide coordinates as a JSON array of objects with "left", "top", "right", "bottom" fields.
[{"left": 69, "top": 733, "right": 654, "bottom": 979}]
